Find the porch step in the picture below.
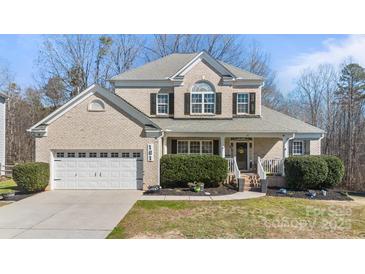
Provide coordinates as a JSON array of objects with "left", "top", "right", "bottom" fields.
[{"left": 241, "top": 172, "right": 261, "bottom": 191}]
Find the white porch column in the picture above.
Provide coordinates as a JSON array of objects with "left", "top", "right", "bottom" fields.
[
  {"left": 282, "top": 134, "right": 295, "bottom": 176},
  {"left": 220, "top": 136, "right": 225, "bottom": 158},
  {"left": 162, "top": 136, "right": 167, "bottom": 155}
]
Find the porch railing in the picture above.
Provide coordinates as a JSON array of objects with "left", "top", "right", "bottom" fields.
[
  {"left": 260, "top": 158, "right": 284, "bottom": 175},
  {"left": 227, "top": 157, "right": 241, "bottom": 181},
  {"left": 257, "top": 156, "right": 266, "bottom": 180}
]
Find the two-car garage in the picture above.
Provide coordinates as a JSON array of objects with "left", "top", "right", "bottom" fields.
[{"left": 52, "top": 151, "right": 143, "bottom": 190}]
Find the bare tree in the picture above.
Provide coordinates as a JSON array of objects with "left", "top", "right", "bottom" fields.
[
  {"left": 108, "top": 35, "right": 143, "bottom": 76},
  {"left": 294, "top": 64, "right": 337, "bottom": 127}
]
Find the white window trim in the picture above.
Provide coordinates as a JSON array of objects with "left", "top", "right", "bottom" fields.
[
  {"left": 156, "top": 93, "right": 169, "bottom": 115},
  {"left": 236, "top": 92, "right": 250, "bottom": 114},
  {"left": 292, "top": 140, "right": 304, "bottom": 156},
  {"left": 190, "top": 82, "right": 216, "bottom": 115},
  {"left": 177, "top": 140, "right": 213, "bottom": 155}
]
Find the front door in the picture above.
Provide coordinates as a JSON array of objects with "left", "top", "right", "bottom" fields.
[{"left": 236, "top": 142, "right": 248, "bottom": 170}]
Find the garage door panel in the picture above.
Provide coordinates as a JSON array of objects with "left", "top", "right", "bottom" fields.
[{"left": 53, "top": 151, "right": 142, "bottom": 189}]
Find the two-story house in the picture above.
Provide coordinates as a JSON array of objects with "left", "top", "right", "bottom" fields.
[{"left": 28, "top": 51, "right": 324, "bottom": 190}]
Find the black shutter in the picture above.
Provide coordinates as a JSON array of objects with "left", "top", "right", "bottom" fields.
[
  {"left": 289, "top": 140, "right": 293, "bottom": 156},
  {"left": 213, "top": 140, "right": 219, "bottom": 155},
  {"left": 171, "top": 139, "right": 177, "bottom": 154},
  {"left": 304, "top": 140, "right": 310, "bottom": 155},
  {"left": 215, "top": 93, "right": 222, "bottom": 114},
  {"left": 249, "top": 93, "right": 256, "bottom": 114},
  {"left": 184, "top": 93, "right": 190, "bottom": 115},
  {"left": 232, "top": 93, "right": 237, "bottom": 115},
  {"left": 150, "top": 93, "right": 156, "bottom": 115},
  {"left": 169, "top": 93, "right": 174, "bottom": 115}
]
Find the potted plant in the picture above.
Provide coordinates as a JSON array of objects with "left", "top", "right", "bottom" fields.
[
  {"left": 188, "top": 182, "right": 204, "bottom": 192},
  {"left": 2, "top": 190, "right": 15, "bottom": 200}
]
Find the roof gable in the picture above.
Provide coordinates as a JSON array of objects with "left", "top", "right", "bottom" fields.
[{"left": 28, "top": 84, "right": 160, "bottom": 133}]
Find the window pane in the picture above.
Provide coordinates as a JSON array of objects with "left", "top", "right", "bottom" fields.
[
  {"left": 202, "top": 141, "right": 213, "bottom": 154},
  {"left": 191, "top": 104, "right": 202, "bottom": 113},
  {"left": 67, "top": 152, "right": 75, "bottom": 158},
  {"left": 158, "top": 105, "right": 168, "bottom": 114},
  {"left": 177, "top": 141, "right": 188, "bottom": 154},
  {"left": 192, "top": 82, "right": 213, "bottom": 92},
  {"left": 204, "top": 103, "right": 215, "bottom": 113},
  {"left": 133, "top": 152, "right": 141, "bottom": 158},
  {"left": 237, "top": 93, "right": 248, "bottom": 103},
  {"left": 78, "top": 152, "right": 86, "bottom": 158},
  {"left": 204, "top": 93, "right": 215, "bottom": 103},
  {"left": 121, "top": 152, "right": 130, "bottom": 158},
  {"left": 157, "top": 94, "right": 168, "bottom": 104},
  {"left": 237, "top": 103, "right": 249, "bottom": 113},
  {"left": 191, "top": 93, "right": 202, "bottom": 103},
  {"left": 190, "top": 141, "right": 201, "bottom": 154},
  {"left": 111, "top": 152, "right": 119, "bottom": 158},
  {"left": 100, "top": 152, "right": 108, "bottom": 158},
  {"left": 89, "top": 152, "right": 97, "bottom": 158},
  {"left": 293, "top": 141, "right": 303, "bottom": 155}
]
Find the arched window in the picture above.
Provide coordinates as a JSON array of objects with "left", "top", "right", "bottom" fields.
[
  {"left": 88, "top": 99, "right": 105, "bottom": 112},
  {"left": 191, "top": 81, "right": 215, "bottom": 114}
]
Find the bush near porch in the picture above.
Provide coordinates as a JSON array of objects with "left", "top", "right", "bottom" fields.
[
  {"left": 284, "top": 155, "right": 344, "bottom": 190},
  {"left": 13, "top": 162, "right": 49, "bottom": 193},
  {"left": 160, "top": 155, "right": 228, "bottom": 188}
]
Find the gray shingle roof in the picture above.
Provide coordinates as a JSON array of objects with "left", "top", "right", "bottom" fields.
[
  {"left": 219, "top": 61, "right": 264, "bottom": 80},
  {"left": 110, "top": 53, "right": 199, "bottom": 81},
  {"left": 150, "top": 106, "right": 324, "bottom": 134},
  {"left": 110, "top": 52, "right": 263, "bottom": 81}
]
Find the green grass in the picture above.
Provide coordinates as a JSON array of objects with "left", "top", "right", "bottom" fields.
[
  {"left": 0, "top": 179, "right": 17, "bottom": 195},
  {"left": 107, "top": 196, "right": 365, "bottom": 239}
]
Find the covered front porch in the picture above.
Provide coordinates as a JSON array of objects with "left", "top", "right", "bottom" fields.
[{"left": 161, "top": 133, "right": 291, "bottom": 173}]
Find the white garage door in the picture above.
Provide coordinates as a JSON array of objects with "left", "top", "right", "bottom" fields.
[{"left": 53, "top": 151, "right": 143, "bottom": 189}]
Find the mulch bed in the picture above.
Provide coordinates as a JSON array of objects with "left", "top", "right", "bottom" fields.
[
  {"left": 0, "top": 191, "right": 35, "bottom": 202},
  {"left": 144, "top": 184, "right": 238, "bottom": 196},
  {"left": 266, "top": 187, "right": 352, "bottom": 201}
]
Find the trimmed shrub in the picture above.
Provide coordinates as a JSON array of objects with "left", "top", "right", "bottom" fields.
[
  {"left": 160, "top": 154, "right": 228, "bottom": 188},
  {"left": 319, "top": 155, "right": 345, "bottom": 188},
  {"left": 284, "top": 156, "right": 328, "bottom": 190},
  {"left": 13, "top": 162, "right": 49, "bottom": 193}
]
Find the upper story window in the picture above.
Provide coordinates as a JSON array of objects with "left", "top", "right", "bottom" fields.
[
  {"left": 237, "top": 93, "right": 249, "bottom": 114},
  {"left": 292, "top": 140, "right": 304, "bottom": 155},
  {"left": 157, "top": 93, "right": 169, "bottom": 115},
  {"left": 88, "top": 99, "right": 105, "bottom": 112},
  {"left": 191, "top": 81, "right": 215, "bottom": 114}
]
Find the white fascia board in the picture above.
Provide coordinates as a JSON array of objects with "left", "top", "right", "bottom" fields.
[
  {"left": 293, "top": 133, "right": 324, "bottom": 140},
  {"left": 28, "top": 84, "right": 99, "bottom": 132},
  {"left": 170, "top": 51, "right": 234, "bottom": 80}
]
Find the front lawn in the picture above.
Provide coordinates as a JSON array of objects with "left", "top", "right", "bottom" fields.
[{"left": 107, "top": 196, "right": 365, "bottom": 239}]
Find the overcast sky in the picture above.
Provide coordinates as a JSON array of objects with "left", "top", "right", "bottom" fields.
[{"left": 0, "top": 34, "right": 364, "bottom": 94}]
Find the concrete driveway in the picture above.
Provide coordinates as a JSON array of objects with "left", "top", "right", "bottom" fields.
[{"left": 0, "top": 190, "right": 141, "bottom": 239}]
